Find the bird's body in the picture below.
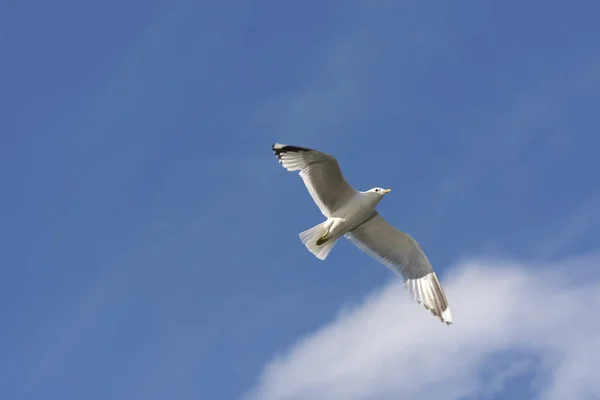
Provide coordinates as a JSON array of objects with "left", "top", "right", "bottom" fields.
[
  {"left": 319, "top": 191, "right": 384, "bottom": 241},
  {"left": 272, "top": 143, "right": 453, "bottom": 325}
]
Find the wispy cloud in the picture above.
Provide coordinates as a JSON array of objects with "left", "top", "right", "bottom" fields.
[
  {"left": 534, "top": 194, "right": 600, "bottom": 260},
  {"left": 244, "top": 251, "right": 600, "bottom": 400},
  {"left": 424, "top": 52, "right": 600, "bottom": 243},
  {"left": 250, "top": 33, "right": 368, "bottom": 147}
]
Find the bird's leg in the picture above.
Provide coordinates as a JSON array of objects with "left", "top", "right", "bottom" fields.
[{"left": 316, "top": 230, "right": 330, "bottom": 246}]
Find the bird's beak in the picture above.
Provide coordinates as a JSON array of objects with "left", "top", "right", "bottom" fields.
[{"left": 383, "top": 188, "right": 391, "bottom": 194}]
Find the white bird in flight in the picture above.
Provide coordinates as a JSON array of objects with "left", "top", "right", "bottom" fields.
[{"left": 272, "top": 143, "right": 453, "bottom": 325}]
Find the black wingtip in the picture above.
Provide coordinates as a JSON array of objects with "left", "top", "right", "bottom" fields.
[
  {"left": 272, "top": 143, "right": 283, "bottom": 160},
  {"left": 271, "top": 143, "right": 312, "bottom": 160}
]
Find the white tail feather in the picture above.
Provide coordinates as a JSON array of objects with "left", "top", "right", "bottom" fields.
[{"left": 299, "top": 221, "right": 338, "bottom": 260}]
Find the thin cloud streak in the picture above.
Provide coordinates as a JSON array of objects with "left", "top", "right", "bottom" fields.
[
  {"left": 245, "top": 252, "right": 600, "bottom": 400},
  {"left": 425, "top": 57, "right": 600, "bottom": 242},
  {"left": 534, "top": 194, "right": 600, "bottom": 260},
  {"left": 251, "top": 33, "right": 368, "bottom": 148}
]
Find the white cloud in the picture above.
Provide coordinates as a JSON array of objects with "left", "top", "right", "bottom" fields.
[{"left": 244, "top": 252, "right": 600, "bottom": 400}]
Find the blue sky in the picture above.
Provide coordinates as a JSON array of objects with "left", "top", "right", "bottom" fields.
[{"left": 1, "top": 1, "right": 600, "bottom": 399}]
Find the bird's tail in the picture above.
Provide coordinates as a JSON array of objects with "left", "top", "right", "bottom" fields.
[{"left": 299, "top": 221, "right": 338, "bottom": 260}]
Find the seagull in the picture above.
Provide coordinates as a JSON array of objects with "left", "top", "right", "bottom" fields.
[{"left": 272, "top": 143, "right": 453, "bottom": 325}]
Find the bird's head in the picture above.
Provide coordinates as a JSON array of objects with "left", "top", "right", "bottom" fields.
[{"left": 367, "top": 187, "right": 392, "bottom": 196}]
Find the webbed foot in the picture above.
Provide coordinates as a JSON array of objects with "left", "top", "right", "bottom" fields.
[{"left": 316, "top": 230, "right": 330, "bottom": 246}]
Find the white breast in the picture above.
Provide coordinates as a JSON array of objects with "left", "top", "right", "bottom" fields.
[{"left": 331, "top": 192, "right": 380, "bottom": 230}]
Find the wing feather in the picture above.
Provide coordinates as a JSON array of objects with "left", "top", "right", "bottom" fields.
[
  {"left": 272, "top": 143, "right": 357, "bottom": 217},
  {"left": 346, "top": 212, "right": 453, "bottom": 325}
]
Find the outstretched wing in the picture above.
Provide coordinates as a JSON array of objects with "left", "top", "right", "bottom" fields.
[
  {"left": 272, "top": 143, "right": 358, "bottom": 217},
  {"left": 346, "top": 212, "right": 453, "bottom": 325}
]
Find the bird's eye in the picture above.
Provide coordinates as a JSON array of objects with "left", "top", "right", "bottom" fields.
[{"left": 375, "top": 188, "right": 379, "bottom": 192}]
